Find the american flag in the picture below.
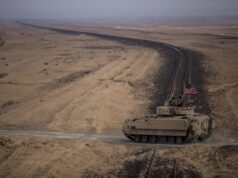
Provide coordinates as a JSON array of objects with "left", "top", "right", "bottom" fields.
[{"left": 185, "top": 83, "right": 198, "bottom": 95}]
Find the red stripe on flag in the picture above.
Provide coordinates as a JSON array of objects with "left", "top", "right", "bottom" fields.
[{"left": 185, "top": 84, "right": 198, "bottom": 95}]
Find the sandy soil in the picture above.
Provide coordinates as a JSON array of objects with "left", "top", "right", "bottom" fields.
[
  {"left": 0, "top": 19, "right": 238, "bottom": 177},
  {"left": 0, "top": 136, "right": 237, "bottom": 178},
  {"left": 0, "top": 21, "right": 161, "bottom": 135}
]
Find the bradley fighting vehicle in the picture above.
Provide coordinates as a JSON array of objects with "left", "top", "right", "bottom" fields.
[{"left": 122, "top": 97, "right": 210, "bottom": 144}]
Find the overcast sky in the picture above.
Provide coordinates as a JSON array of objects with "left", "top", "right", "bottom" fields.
[{"left": 0, "top": 0, "right": 238, "bottom": 19}]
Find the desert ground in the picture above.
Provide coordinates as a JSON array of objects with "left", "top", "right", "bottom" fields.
[{"left": 0, "top": 19, "right": 238, "bottom": 177}]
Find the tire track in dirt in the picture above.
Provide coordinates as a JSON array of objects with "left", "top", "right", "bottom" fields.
[
  {"left": 44, "top": 48, "right": 156, "bottom": 132},
  {"left": 0, "top": 43, "right": 155, "bottom": 133},
  {"left": 0, "top": 129, "right": 237, "bottom": 146}
]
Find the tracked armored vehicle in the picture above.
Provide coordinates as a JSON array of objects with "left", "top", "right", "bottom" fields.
[{"left": 122, "top": 98, "right": 209, "bottom": 144}]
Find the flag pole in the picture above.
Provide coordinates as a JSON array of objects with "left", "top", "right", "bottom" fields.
[{"left": 183, "top": 82, "right": 186, "bottom": 106}]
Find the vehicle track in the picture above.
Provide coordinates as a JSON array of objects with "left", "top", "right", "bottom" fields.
[
  {"left": 165, "top": 46, "right": 190, "bottom": 101},
  {"left": 0, "top": 129, "right": 236, "bottom": 146}
]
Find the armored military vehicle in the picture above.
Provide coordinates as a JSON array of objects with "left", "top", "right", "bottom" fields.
[{"left": 122, "top": 98, "right": 209, "bottom": 144}]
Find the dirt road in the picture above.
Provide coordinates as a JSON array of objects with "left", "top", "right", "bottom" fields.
[{"left": 0, "top": 129, "right": 237, "bottom": 147}]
